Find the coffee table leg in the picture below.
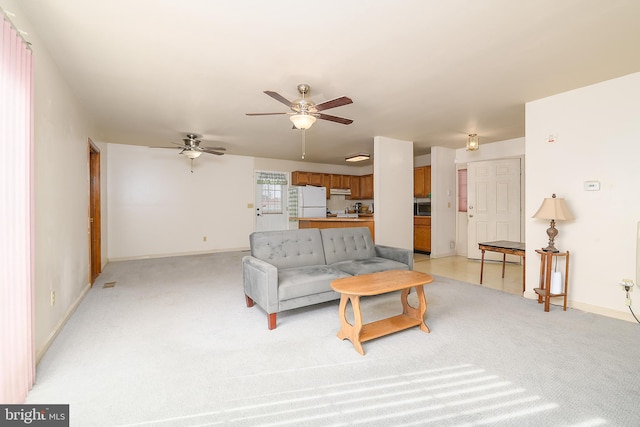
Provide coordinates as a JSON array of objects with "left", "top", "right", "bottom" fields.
[
  {"left": 401, "top": 286, "right": 430, "bottom": 333},
  {"left": 336, "top": 294, "right": 365, "bottom": 355}
]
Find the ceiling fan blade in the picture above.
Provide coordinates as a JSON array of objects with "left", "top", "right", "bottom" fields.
[
  {"left": 317, "top": 113, "right": 353, "bottom": 125},
  {"left": 169, "top": 141, "right": 188, "bottom": 147},
  {"left": 264, "top": 91, "right": 294, "bottom": 107},
  {"left": 200, "top": 147, "right": 225, "bottom": 155},
  {"left": 314, "top": 96, "right": 353, "bottom": 111},
  {"left": 246, "top": 112, "right": 288, "bottom": 116},
  {"left": 201, "top": 146, "right": 225, "bottom": 151}
]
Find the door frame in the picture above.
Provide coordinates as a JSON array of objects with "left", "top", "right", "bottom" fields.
[{"left": 88, "top": 139, "right": 101, "bottom": 284}]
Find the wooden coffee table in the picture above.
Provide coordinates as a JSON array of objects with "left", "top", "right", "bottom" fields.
[{"left": 330, "top": 270, "right": 434, "bottom": 355}]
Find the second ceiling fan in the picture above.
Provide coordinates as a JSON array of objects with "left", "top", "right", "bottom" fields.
[{"left": 246, "top": 83, "right": 353, "bottom": 130}]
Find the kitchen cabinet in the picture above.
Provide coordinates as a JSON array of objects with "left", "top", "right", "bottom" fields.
[
  {"left": 330, "top": 174, "right": 351, "bottom": 189},
  {"left": 360, "top": 174, "right": 374, "bottom": 199},
  {"left": 349, "top": 176, "right": 361, "bottom": 199},
  {"left": 292, "top": 171, "right": 373, "bottom": 200},
  {"left": 291, "top": 171, "right": 324, "bottom": 187},
  {"left": 414, "top": 166, "right": 431, "bottom": 198},
  {"left": 414, "top": 216, "right": 431, "bottom": 253},
  {"left": 322, "top": 174, "right": 331, "bottom": 199}
]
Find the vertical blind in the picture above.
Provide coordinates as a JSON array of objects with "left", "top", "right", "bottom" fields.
[{"left": 0, "top": 10, "right": 35, "bottom": 403}]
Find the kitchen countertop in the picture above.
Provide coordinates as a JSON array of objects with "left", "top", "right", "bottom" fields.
[{"left": 295, "top": 216, "right": 373, "bottom": 221}]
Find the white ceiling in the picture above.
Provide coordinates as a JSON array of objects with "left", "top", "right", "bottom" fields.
[{"left": 12, "top": 0, "right": 640, "bottom": 165}]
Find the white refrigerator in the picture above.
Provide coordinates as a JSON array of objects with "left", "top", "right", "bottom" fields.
[{"left": 296, "top": 186, "right": 327, "bottom": 218}]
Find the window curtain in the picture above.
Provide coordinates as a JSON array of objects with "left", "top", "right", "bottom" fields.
[
  {"left": 256, "top": 171, "right": 288, "bottom": 185},
  {"left": 0, "top": 10, "right": 35, "bottom": 403}
]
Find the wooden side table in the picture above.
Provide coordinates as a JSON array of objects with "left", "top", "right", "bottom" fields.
[{"left": 534, "top": 249, "right": 570, "bottom": 312}]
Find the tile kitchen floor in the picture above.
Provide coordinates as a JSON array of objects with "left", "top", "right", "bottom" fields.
[{"left": 413, "top": 253, "right": 524, "bottom": 296}]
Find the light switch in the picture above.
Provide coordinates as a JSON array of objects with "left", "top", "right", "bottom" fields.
[{"left": 584, "top": 181, "right": 600, "bottom": 191}]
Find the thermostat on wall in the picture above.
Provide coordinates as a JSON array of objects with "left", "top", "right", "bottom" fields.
[{"left": 584, "top": 181, "right": 600, "bottom": 191}]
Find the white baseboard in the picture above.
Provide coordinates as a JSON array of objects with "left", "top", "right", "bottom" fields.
[
  {"left": 107, "top": 247, "right": 251, "bottom": 263},
  {"left": 523, "top": 291, "right": 637, "bottom": 323},
  {"left": 36, "top": 282, "right": 92, "bottom": 364}
]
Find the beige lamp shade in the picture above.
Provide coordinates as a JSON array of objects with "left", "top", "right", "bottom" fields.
[
  {"left": 532, "top": 194, "right": 574, "bottom": 252},
  {"left": 532, "top": 194, "right": 574, "bottom": 221}
]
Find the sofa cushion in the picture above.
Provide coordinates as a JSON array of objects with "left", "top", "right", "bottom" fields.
[
  {"left": 330, "top": 257, "right": 410, "bottom": 276},
  {"left": 250, "top": 228, "right": 326, "bottom": 270},
  {"left": 321, "top": 227, "right": 377, "bottom": 265},
  {"left": 278, "top": 265, "right": 351, "bottom": 301}
]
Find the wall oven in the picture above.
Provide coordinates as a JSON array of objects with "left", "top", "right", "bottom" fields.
[{"left": 414, "top": 202, "right": 431, "bottom": 216}]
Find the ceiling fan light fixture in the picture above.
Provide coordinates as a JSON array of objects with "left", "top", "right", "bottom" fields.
[
  {"left": 466, "top": 133, "right": 479, "bottom": 151},
  {"left": 290, "top": 113, "right": 316, "bottom": 130},
  {"left": 345, "top": 153, "right": 370, "bottom": 162},
  {"left": 183, "top": 149, "right": 202, "bottom": 159}
]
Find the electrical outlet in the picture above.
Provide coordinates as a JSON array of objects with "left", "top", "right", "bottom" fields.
[
  {"left": 50, "top": 290, "right": 55, "bottom": 306},
  {"left": 620, "top": 279, "right": 634, "bottom": 291}
]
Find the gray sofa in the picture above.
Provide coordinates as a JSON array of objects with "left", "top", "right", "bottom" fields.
[{"left": 242, "top": 227, "right": 413, "bottom": 329}]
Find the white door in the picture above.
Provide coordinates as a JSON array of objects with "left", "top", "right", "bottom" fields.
[
  {"left": 467, "top": 159, "right": 521, "bottom": 260},
  {"left": 255, "top": 171, "right": 289, "bottom": 232}
]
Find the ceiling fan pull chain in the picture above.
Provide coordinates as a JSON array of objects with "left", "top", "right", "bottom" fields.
[
  {"left": 301, "top": 129, "right": 306, "bottom": 160},
  {"left": 190, "top": 158, "right": 194, "bottom": 173}
]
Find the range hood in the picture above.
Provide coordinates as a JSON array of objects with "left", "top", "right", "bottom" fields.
[{"left": 330, "top": 188, "right": 351, "bottom": 196}]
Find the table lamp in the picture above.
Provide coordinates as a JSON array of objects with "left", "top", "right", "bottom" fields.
[{"left": 532, "top": 194, "right": 574, "bottom": 252}]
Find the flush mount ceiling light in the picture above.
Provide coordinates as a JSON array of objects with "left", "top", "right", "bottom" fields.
[
  {"left": 466, "top": 133, "right": 479, "bottom": 151},
  {"left": 345, "top": 153, "right": 370, "bottom": 162},
  {"left": 290, "top": 113, "right": 317, "bottom": 130}
]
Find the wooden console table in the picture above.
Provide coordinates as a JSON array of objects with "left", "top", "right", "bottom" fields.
[
  {"left": 479, "top": 241, "right": 526, "bottom": 293},
  {"left": 534, "top": 249, "right": 570, "bottom": 312},
  {"left": 330, "top": 270, "right": 433, "bottom": 355}
]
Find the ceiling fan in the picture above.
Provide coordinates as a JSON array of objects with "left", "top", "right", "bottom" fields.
[
  {"left": 246, "top": 83, "right": 353, "bottom": 130},
  {"left": 169, "top": 133, "right": 226, "bottom": 159}
]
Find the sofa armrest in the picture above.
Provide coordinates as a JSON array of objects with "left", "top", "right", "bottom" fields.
[
  {"left": 242, "top": 255, "right": 280, "bottom": 314},
  {"left": 375, "top": 245, "right": 414, "bottom": 269}
]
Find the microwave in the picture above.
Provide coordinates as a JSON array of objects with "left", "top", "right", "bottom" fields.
[{"left": 414, "top": 202, "right": 431, "bottom": 216}]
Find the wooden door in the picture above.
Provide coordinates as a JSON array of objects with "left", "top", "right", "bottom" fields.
[
  {"left": 89, "top": 140, "right": 101, "bottom": 284},
  {"left": 467, "top": 158, "right": 521, "bottom": 260}
]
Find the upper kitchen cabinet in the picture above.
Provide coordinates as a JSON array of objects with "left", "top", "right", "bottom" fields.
[
  {"left": 414, "top": 166, "right": 431, "bottom": 198},
  {"left": 330, "top": 174, "right": 350, "bottom": 189},
  {"left": 349, "top": 176, "right": 361, "bottom": 199},
  {"left": 322, "top": 174, "right": 331, "bottom": 199},
  {"left": 291, "top": 171, "right": 323, "bottom": 186},
  {"left": 360, "top": 174, "right": 374, "bottom": 199}
]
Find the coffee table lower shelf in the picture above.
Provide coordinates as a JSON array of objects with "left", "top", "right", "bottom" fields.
[{"left": 358, "top": 314, "right": 426, "bottom": 343}]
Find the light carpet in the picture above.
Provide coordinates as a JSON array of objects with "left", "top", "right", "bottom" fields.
[{"left": 26, "top": 251, "right": 640, "bottom": 426}]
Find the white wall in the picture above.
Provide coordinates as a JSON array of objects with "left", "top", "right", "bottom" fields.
[
  {"left": 374, "top": 136, "right": 414, "bottom": 250},
  {"left": 430, "top": 147, "right": 457, "bottom": 258},
  {"left": 107, "top": 145, "right": 255, "bottom": 259},
  {"left": 1, "top": 0, "right": 102, "bottom": 359},
  {"left": 106, "top": 147, "right": 378, "bottom": 260},
  {"left": 525, "top": 72, "right": 640, "bottom": 320}
]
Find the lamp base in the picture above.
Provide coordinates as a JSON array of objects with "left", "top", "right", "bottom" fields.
[{"left": 543, "top": 220, "right": 559, "bottom": 253}]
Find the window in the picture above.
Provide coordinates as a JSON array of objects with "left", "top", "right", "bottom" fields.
[
  {"left": 261, "top": 184, "right": 283, "bottom": 214},
  {"left": 256, "top": 171, "right": 288, "bottom": 215},
  {"left": 458, "top": 169, "right": 468, "bottom": 212}
]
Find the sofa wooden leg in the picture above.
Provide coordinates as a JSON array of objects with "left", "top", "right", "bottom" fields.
[
  {"left": 245, "top": 295, "right": 254, "bottom": 307},
  {"left": 268, "top": 313, "right": 277, "bottom": 330}
]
